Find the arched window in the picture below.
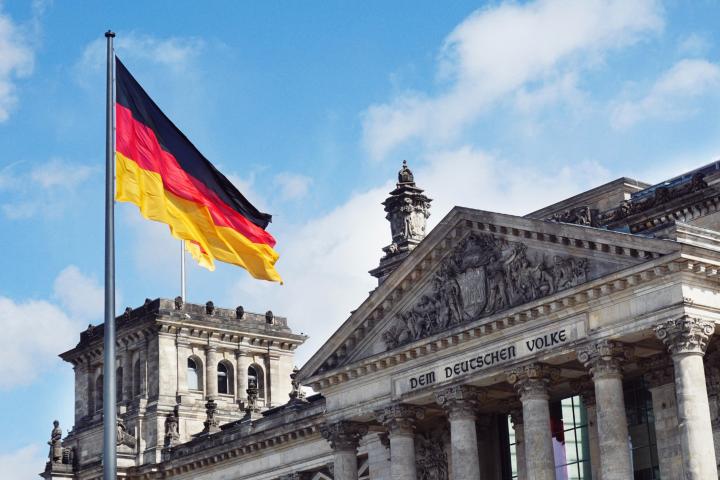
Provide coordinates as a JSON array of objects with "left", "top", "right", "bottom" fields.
[
  {"left": 95, "top": 374, "right": 104, "bottom": 411},
  {"left": 248, "top": 364, "right": 265, "bottom": 399},
  {"left": 217, "top": 361, "right": 234, "bottom": 395},
  {"left": 133, "top": 359, "right": 142, "bottom": 397},
  {"left": 187, "top": 357, "right": 201, "bottom": 391},
  {"left": 116, "top": 367, "right": 123, "bottom": 403}
]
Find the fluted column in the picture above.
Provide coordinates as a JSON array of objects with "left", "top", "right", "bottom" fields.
[
  {"left": 321, "top": 421, "right": 368, "bottom": 480},
  {"left": 507, "top": 364, "right": 557, "bottom": 480},
  {"left": 235, "top": 350, "right": 248, "bottom": 405},
  {"left": 205, "top": 345, "right": 218, "bottom": 398},
  {"left": 576, "top": 340, "right": 632, "bottom": 480},
  {"left": 378, "top": 404, "right": 424, "bottom": 480},
  {"left": 656, "top": 316, "right": 717, "bottom": 479},
  {"left": 435, "top": 385, "right": 482, "bottom": 480},
  {"left": 509, "top": 409, "right": 527, "bottom": 480}
]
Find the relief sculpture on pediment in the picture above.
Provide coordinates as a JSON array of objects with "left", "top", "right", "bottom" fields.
[{"left": 382, "top": 233, "right": 588, "bottom": 349}]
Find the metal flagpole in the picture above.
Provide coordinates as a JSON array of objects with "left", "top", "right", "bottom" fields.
[
  {"left": 103, "top": 29, "right": 117, "bottom": 480},
  {"left": 181, "top": 240, "right": 186, "bottom": 301}
]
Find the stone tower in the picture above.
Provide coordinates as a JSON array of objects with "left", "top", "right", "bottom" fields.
[{"left": 370, "top": 160, "right": 432, "bottom": 284}]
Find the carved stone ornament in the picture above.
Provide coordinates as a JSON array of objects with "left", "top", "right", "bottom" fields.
[
  {"left": 416, "top": 429, "right": 449, "bottom": 480},
  {"left": 164, "top": 405, "right": 180, "bottom": 447},
  {"left": 320, "top": 421, "right": 368, "bottom": 451},
  {"left": 48, "top": 420, "right": 63, "bottom": 463},
  {"left": 547, "top": 205, "right": 599, "bottom": 227},
  {"left": 383, "top": 233, "right": 589, "bottom": 349},
  {"left": 202, "top": 397, "right": 220, "bottom": 434},
  {"left": 236, "top": 305, "right": 244, "bottom": 319},
  {"left": 265, "top": 310, "right": 274, "bottom": 324},
  {"left": 116, "top": 417, "right": 137, "bottom": 449},
  {"left": 205, "top": 301, "right": 215, "bottom": 315},
  {"left": 507, "top": 364, "right": 559, "bottom": 400},
  {"left": 377, "top": 404, "right": 425, "bottom": 434},
  {"left": 655, "top": 316, "right": 715, "bottom": 355},
  {"left": 288, "top": 366, "right": 307, "bottom": 403},
  {"left": 174, "top": 296, "right": 184, "bottom": 310},
  {"left": 434, "top": 385, "right": 484, "bottom": 420},
  {"left": 576, "top": 340, "right": 629, "bottom": 379}
]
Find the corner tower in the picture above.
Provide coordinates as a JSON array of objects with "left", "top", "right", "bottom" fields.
[{"left": 370, "top": 160, "right": 432, "bottom": 284}]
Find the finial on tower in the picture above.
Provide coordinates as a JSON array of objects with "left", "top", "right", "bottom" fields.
[{"left": 369, "top": 160, "right": 432, "bottom": 285}]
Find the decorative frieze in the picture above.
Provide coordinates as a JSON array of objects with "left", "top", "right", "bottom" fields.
[
  {"left": 576, "top": 340, "right": 629, "bottom": 379},
  {"left": 655, "top": 316, "right": 715, "bottom": 355},
  {"left": 382, "top": 232, "right": 589, "bottom": 349},
  {"left": 320, "top": 421, "right": 368, "bottom": 451}
]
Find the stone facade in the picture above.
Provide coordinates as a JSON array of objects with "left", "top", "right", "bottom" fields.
[{"left": 42, "top": 160, "right": 720, "bottom": 480}]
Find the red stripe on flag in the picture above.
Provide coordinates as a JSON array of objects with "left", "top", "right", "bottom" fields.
[{"left": 116, "top": 104, "right": 276, "bottom": 248}]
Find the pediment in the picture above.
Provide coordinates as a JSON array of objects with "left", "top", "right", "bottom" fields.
[{"left": 298, "top": 207, "right": 678, "bottom": 384}]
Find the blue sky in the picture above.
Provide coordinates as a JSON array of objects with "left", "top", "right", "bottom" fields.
[{"left": 1, "top": 0, "right": 719, "bottom": 476}]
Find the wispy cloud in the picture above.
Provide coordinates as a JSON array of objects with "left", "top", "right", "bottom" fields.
[
  {"left": 0, "top": 265, "right": 104, "bottom": 389},
  {"left": 0, "top": 158, "right": 96, "bottom": 219},
  {"left": 0, "top": 4, "right": 35, "bottom": 122},
  {"left": 362, "top": 0, "right": 664, "bottom": 160},
  {"left": 611, "top": 58, "right": 720, "bottom": 129},
  {"left": 274, "top": 172, "right": 313, "bottom": 201},
  {"left": 0, "top": 444, "right": 48, "bottom": 479}
]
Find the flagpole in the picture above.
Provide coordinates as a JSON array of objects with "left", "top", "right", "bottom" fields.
[
  {"left": 103, "top": 29, "right": 117, "bottom": 480},
  {"left": 181, "top": 240, "right": 186, "bottom": 300}
]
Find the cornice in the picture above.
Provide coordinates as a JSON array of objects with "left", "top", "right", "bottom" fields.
[
  {"left": 299, "top": 210, "right": 677, "bottom": 382},
  {"left": 303, "top": 253, "right": 720, "bottom": 391}
]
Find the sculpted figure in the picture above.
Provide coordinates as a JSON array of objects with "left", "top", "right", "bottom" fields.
[{"left": 48, "top": 420, "right": 63, "bottom": 463}]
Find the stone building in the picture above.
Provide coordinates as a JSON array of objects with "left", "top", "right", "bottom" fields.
[{"left": 43, "top": 160, "right": 720, "bottom": 480}]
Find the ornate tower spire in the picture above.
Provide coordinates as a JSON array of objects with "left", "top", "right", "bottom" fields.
[{"left": 370, "top": 160, "right": 432, "bottom": 284}]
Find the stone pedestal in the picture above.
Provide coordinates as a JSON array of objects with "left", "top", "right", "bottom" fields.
[
  {"left": 510, "top": 409, "right": 527, "bottom": 480},
  {"left": 508, "top": 364, "right": 557, "bottom": 480},
  {"left": 577, "top": 340, "right": 633, "bottom": 480},
  {"left": 656, "top": 316, "right": 717, "bottom": 479},
  {"left": 378, "top": 404, "right": 424, "bottom": 480},
  {"left": 435, "top": 385, "right": 482, "bottom": 480},
  {"left": 321, "top": 421, "right": 368, "bottom": 480}
]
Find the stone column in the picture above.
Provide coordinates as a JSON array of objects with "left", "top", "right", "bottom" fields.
[
  {"left": 176, "top": 337, "right": 191, "bottom": 397},
  {"left": 577, "top": 340, "right": 633, "bottom": 480},
  {"left": 235, "top": 350, "right": 248, "bottom": 405},
  {"left": 656, "top": 316, "right": 717, "bottom": 479},
  {"left": 507, "top": 364, "right": 557, "bottom": 480},
  {"left": 642, "top": 355, "right": 683, "bottom": 480},
  {"left": 205, "top": 345, "right": 218, "bottom": 399},
  {"left": 321, "top": 421, "right": 368, "bottom": 480},
  {"left": 365, "top": 432, "right": 391, "bottom": 480},
  {"left": 138, "top": 342, "right": 148, "bottom": 398},
  {"left": 121, "top": 348, "right": 133, "bottom": 403},
  {"left": 435, "top": 385, "right": 482, "bottom": 480},
  {"left": 377, "top": 404, "right": 424, "bottom": 480},
  {"left": 510, "top": 409, "right": 527, "bottom": 480}
]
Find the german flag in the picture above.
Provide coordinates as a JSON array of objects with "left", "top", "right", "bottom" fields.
[{"left": 114, "top": 57, "right": 281, "bottom": 282}]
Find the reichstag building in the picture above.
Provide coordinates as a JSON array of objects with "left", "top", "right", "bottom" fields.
[{"left": 42, "top": 160, "right": 720, "bottom": 480}]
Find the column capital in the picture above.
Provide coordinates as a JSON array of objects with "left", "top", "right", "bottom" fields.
[
  {"left": 434, "top": 385, "right": 484, "bottom": 420},
  {"left": 205, "top": 344, "right": 218, "bottom": 353},
  {"left": 577, "top": 340, "right": 629, "bottom": 379},
  {"left": 376, "top": 404, "right": 424, "bottom": 435},
  {"left": 320, "top": 421, "right": 368, "bottom": 451},
  {"left": 655, "top": 316, "right": 715, "bottom": 356},
  {"left": 507, "top": 364, "right": 558, "bottom": 401}
]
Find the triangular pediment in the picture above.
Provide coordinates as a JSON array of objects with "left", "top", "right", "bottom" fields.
[{"left": 298, "top": 207, "right": 678, "bottom": 384}]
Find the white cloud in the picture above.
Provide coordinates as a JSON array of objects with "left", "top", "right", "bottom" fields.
[
  {"left": 611, "top": 58, "right": 720, "bottom": 129},
  {"left": 0, "top": 266, "right": 103, "bottom": 389},
  {"left": 0, "top": 444, "right": 48, "bottom": 480},
  {"left": 0, "top": 159, "right": 96, "bottom": 219},
  {"left": 274, "top": 172, "right": 313, "bottom": 201},
  {"left": 77, "top": 31, "right": 205, "bottom": 78},
  {"left": 677, "top": 33, "right": 711, "bottom": 56},
  {"left": 362, "top": 0, "right": 663, "bottom": 160},
  {"left": 0, "top": 5, "right": 34, "bottom": 122},
  {"left": 231, "top": 150, "right": 610, "bottom": 362}
]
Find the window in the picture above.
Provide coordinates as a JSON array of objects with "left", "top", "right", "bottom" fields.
[
  {"left": 248, "top": 364, "right": 265, "bottom": 399},
  {"left": 133, "top": 359, "right": 142, "bottom": 397},
  {"left": 187, "top": 357, "right": 200, "bottom": 391},
  {"left": 218, "top": 362, "right": 229, "bottom": 395},
  {"left": 551, "top": 396, "right": 591, "bottom": 480},
  {"left": 116, "top": 367, "right": 123, "bottom": 403},
  {"left": 95, "top": 374, "right": 104, "bottom": 411},
  {"left": 506, "top": 416, "right": 519, "bottom": 479},
  {"left": 624, "top": 379, "right": 660, "bottom": 479}
]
